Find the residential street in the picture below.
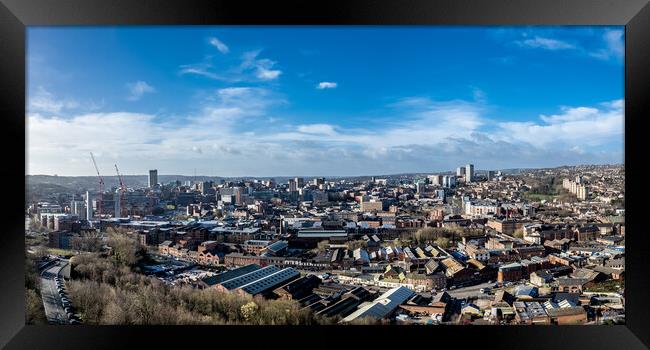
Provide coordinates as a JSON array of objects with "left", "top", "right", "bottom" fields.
[{"left": 39, "top": 259, "right": 70, "bottom": 324}]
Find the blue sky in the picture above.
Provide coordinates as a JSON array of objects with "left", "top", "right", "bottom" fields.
[{"left": 27, "top": 26, "right": 624, "bottom": 177}]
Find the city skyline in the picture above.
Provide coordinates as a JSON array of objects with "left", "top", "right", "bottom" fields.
[{"left": 27, "top": 26, "right": 624, "bottom": 176}]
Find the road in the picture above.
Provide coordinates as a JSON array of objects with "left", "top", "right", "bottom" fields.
[
  {"left": 446, "top": 281, "right": 499, "bottom": 299},
  {"left": 39, "top": 259, "right": 70, "bottom": 324}
]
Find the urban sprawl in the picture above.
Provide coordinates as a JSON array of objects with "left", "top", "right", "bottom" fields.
[{"left": 26, "top": 162, "right": 625, "bottom": 325}]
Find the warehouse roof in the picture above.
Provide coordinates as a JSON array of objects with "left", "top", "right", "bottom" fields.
[
  {"left": 219, "top": 265, "right": 282, "bottom": 290},
  {"left": 238, "top": 267, "right": 300, "bottom": 296},
  {"left": 341, "top": 286, "right": 414, "bottom": 322},
  {"left": 202, "top": 264, "right": 261, "bottom": 287}
]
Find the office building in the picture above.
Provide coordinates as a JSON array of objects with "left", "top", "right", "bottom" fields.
[
  {"left": 361, "top": 199, "right": 384, "bottom": 212},
  {"left": 435, "top": 189, "right": 446, "bottom": 202},
  {"left": 233, "top": 187, "right": 243, "bottom": 205},
  {"left": 288, "top": 179, "right": 297, "bottom": 192},
  {"left": 457, "top": 167, "right": 466, "bottom": 177},
  {"left": 71, "top": 200, "right": 86, "bottom": 220},
  {"left": 442, "top": 175, "right": 456, "bottom": 188},
  {"left": 416, "top": 181, "right": 425, "bottom": 194},
  {"left": 466, "top": 164, "right": 474, "bottom": 183},
  {"left": 148, "top": 169, "right": 158, "bottom": 188},
  {"left": 114, "top": 189, "right": 121, "bottom": 217},
  {"left": 200, "top": 181, "right": 213, "bottom": 195},
  {"left": 85, "top": 191, "right": 93, "bottom": 220}
]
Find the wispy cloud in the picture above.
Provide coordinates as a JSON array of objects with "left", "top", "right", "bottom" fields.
[
  {"left": 504, "top": 28, "right": 624, "bottom": 62},
  {"left": 515, "top": 36, "right": 575, "bottom": 50},
  {"left": 208, "top": 36, "right": 229, "bottom": 54},
  {"left": 29, "top": 87, "right": 79, "bottom": 113},
  {"left": 241, "top": 50, "right": 282, "bottom": 81},
  {"left": 471, "top": 86, "right": 486, "bottom": 103},
  {"left": 316, "top": 82, "right": 337, "bottom": 90},
  {"left": 178, "top": 65, "right": 228, "bottom": 81},
  {"left": 28, "top": 87, "right": 105, "bottom": 115},
  {"left": 126, "top": 81, "right": 156, "bottom": 101},
  {"left": 297, "top": 124, "right": 338, "bottom": 135},
  {"left": 179, "top": 49, "right": 281, "bottom": 82},
  {"left": 589, "top": 29, "right": 624, "bottom": 61}
]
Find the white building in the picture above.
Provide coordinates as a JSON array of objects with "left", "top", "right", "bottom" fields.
[
  {"left": 71, "top": 200, "right": 86, "bottom": 220},
  {"left": 85, "top": 191, "right": 93, "bottom": 220},
  {"left": 466, "top": 164, "right": 475, "bottom": 183}
]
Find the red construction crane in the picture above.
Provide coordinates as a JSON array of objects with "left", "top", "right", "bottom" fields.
[
  {"left": 89, "top": 152, "right": 104, "bottom": 218},
  {"left": 114, "top": 164, "right": 128, "bottom": 217}
]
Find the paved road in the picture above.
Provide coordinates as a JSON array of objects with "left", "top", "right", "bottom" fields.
[
  {"left": 446, "top": 281, "right": 498, "bottom": 299},
  {"left": 39, "top": 260, "right": 70, "bottom": 324}
]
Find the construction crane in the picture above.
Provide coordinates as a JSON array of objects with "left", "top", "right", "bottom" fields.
[
  {"left": 114, "top": 164, "right": 128, "bottom": 217},
  {"left": 89, "top": 152, "right": 104, "bottom": 218}
]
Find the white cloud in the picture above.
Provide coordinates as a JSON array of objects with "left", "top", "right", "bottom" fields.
[
  {"left": 179, "top": 65, "right": 230, "bottom": 81},
  {"left": 241, "top": 51, "right": 282, "bottom": 81},
  {"left": 604, "top": 30, "right": 624, "bottom": 57},
  {"left": 208, "top": 37, "right": 229, "bottom": 54},
  {"left": 256, "top": 67, "right": 282, "bottom": 80},
  {"left": 515, "top": 36, "right": 575, "bottom": 50},
  {"left": 316, "top": 82, "right": 337, "bottom": 89},
  {"left": 265, "top": 98, "right": 485, "bottom": 150},
  {"left": 27, "top": 88, "right": 624, "bottom": 176},
  {"left": 497, "top": 99, "right": 623, "bottom": 149},
  {"left": 539, "top": 106, "right": 600, "bottom": 123},
  {"left": 297, "top": 124, "right": 337, "bottom": 135},
  {"left": 589, "top": 29, "right": 624, "bottom": 60},
  {"left": 126, "top": 81, "right": 156, "bottom": 101},
  {"left": 29, "top": 87, "right": 79, "bottom": 113},
  {"left": 180, "top": 50, "right": 281, "bottom": 82}
]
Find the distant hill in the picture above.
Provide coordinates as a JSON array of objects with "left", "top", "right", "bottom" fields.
[{"left": 25, "top": 163, "right": 623, "bottom": 192}]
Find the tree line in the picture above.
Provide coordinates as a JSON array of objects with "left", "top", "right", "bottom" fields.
[{"left": 66, "top": 231, "right": 343, "bottom": 325}]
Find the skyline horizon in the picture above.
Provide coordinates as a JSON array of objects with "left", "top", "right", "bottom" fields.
[{"left": 26, "top": 161, "right": 624, "bottom": 179}]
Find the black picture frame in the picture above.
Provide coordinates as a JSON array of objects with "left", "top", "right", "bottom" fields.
[{"left": 1, "top": 0, "right": 648, "bottom": 349}]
